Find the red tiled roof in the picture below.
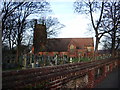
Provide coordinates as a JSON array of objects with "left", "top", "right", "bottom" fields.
[{"left": 43, "top": 38, "right": 94, "bottom": 52}]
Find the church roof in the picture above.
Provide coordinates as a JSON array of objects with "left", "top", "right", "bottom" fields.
[{"left": 44, "top": 38, "right": 94, "bottom": 52}]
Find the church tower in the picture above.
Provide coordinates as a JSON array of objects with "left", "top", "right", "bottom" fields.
[{"left": 33, "top": 19, "right": 47, "bottom": 54}]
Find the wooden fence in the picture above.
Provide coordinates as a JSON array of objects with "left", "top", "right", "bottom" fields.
[{"left": 2, "top": 57, "right": 120, "bottom": 89}]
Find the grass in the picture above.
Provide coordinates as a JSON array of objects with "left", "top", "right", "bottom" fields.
[
  {"left": 2, "top": 66, "right": 22, "bottom": 71},
  {"left": 72, "top": 57, "right": 91, "bottom": 63},
  {"left": 80, "top": 57, "right": 91, "bottom": 62}
]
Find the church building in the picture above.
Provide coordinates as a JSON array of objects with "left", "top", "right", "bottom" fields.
[{"left": 32, "top": 20, "right": 94, "bottom": 58}]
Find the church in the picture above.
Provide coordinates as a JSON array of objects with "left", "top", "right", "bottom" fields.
[{"left": 32, "top": 20, "right": 94, "bottom": 58}]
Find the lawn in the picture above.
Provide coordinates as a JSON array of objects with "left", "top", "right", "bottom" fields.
[{"left": 72, "top": 57, "right": 91, "bottom": 63}]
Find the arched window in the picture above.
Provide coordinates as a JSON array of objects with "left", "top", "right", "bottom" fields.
[{"left": 70, "top": 44, "right": 75, "bottom": 52}]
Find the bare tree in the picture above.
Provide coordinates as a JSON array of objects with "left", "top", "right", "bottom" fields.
[
  {"left": 1, "top": 0, "right": 51, "bottom": 64},
  {"left": 74, "top": 0, "right": 108, "bottom": 54},
  {"left": 1, "top": 1, "right": 23, "bottom": 34},
  {"left": 39, "top": 17, "right": 65, "bottom": 38},
  {"left": 25, "top": 16, "right": 65, "bottom": 46},
  {"left": 101, "top": 1, "right": 120, "bottom": 57}
]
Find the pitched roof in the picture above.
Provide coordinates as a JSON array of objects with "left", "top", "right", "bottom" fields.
[{"left": 43, "top": 38, "right": 94, "bottom": 52}]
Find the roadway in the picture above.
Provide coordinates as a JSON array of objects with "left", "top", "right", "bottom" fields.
[{"left": 95, "top": 66, "right": 120, "bottom": 88}]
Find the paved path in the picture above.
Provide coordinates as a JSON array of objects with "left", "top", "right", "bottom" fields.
[{"left": 95, "top": 66, "right": 120, "bottom": 88}]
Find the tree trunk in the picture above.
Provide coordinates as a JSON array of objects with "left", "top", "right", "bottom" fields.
[
  {"left": 16, "top": 33, "right": 22, "bottom": 65},
  {"left": 95, "top": 38, "right": 99, "bottom": 53},
  {"left": 111, "top": 14, "right": 117, "bottom": 57},
  {"left": 16, "top": 46, "right": 19, "bottom": 64},
  {"left": 94, "top": 35, "right": 100, "bottom": 60},
  {"left": 111, "top": 31, "right": 116, "bottom": 57}
]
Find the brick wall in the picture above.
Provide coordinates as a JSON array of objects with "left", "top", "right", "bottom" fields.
[{"left": 2, "top": 57, "right": 119, "bottom": 89}]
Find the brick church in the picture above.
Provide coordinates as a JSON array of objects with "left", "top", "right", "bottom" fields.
[{"left": 32, "top": 20, "right": 94, "bottom": 58}]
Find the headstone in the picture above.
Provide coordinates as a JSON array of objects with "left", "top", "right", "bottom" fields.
[
  {"left": 32, "top": 63, "right": 34, "bottom": 68},
  {"left": 55, "top": 55, "right": 57, "bottom": 65},
  {"left": 30, "top": 54, "right": 32, "bottom": 65},
  {"left": 36, "top": 61, "right": 39, "bottom": 67},
  {"left": 70, "top": 58, "right": 72, "bottom": 63}
]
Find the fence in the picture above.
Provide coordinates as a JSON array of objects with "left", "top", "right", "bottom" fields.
[{"left": 2, "top": 57, "right": 120, "bottom": 89}]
